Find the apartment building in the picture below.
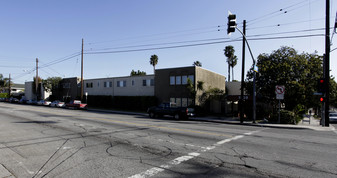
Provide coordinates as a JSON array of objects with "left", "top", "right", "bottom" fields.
[
  {"left": 84, "top": 75, "right": 154, "bottom": 96},
  {"left": 155, "top": 66, "right": 226, "bottom": 108}
]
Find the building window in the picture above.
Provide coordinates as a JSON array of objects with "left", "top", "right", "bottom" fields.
[
  {"left": 117, "top": 81, "right": 126, "bottom": 87},
  {"left": 176, "top": 76, "right": 181, "bottom": 85},
  {"left": 63, "top": 83, "right": 70, "bottom": 88},
  {"left": 150, "top": 79, "right": 154, "bottom": 86},
  {"left": 109, "top": 81, "right": 113, "bottom": 87},
  {"left": 97, "top": 82, "right": 100, "bottom": 87},
  {"left": 86, "top": 82, "right": 93, "bottom": 88},
  {"left": 182, "top": 98, "right": 188, "bottom": 107},
  {"left": 104, "top": 82, "right": 107, "bottom": 87},
  {"left": 170, "top": 76, "right": 175, "bottom": 85},
  {"left": 143, "top": 79, "right": 154, "bottom": 86},
  {"left": 170, "top": 98, "right": 175, "bottom": 104},
  {"left": 176, "top": 98, "right": 182, "bottom": 107},
  {"left": 188, "top": 75, "right": 194, "bottom": 83},
  {"left": 182, "top": 76, "right": 188, "bottom": 84},
  {"left": 132, "top": 80, "right": 135, "bottom": 86}
]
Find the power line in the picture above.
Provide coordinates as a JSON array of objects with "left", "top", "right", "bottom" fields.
[
  {"left": 86, "top": 28, "right": 326, "bottom": 53},
  {"left": 247, "top": 18, "right": 324, "bottom": 30},
  {"left": 85, "top": 34, "right": 324, "bottom": 55},
  {"left": 248, "top": 0, "right": 320, "bottom": 26},
  {"left": 87, "top": 25, "right": 225, "bottom": 45},
  {"left": 12, "top": 52, "right": 80, "bottom": 81}
]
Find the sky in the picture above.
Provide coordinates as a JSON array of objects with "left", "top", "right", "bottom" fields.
[{"left": 0, "top": 0, "right": 336, "bottom": 84}]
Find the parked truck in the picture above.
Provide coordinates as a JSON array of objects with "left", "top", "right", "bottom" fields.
[
  {"left": 66, "top": 100, "right": 88, "bottom": 109},
  {"left": 147, "top": 102, "right": 194, "bottom": 120}
]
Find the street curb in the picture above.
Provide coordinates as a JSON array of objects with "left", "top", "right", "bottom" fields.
[{"left": 86, "top": 108, "right": 335, "bottom": 131}]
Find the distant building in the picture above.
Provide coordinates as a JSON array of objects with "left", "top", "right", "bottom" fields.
[
  {"left": 83, "top": 75, "right": 154, "bottom": 97},
  {"left": 52, "top": 77, "right": 81, "bottom": 101},
  {"left": 24, "top": 82, "right": 51, "bottom": 100}
]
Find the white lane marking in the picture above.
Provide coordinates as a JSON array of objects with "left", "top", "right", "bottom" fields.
[
  {"left": 129, "top": 130, "right": 262, "bottom": 178},
  {"left": 129, "top": 152, "right": 200, "bottom": 178}
]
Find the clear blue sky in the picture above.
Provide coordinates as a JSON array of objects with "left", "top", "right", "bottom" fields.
[{"left": 0, "top": 0, "right": 336, "bottom": 84}]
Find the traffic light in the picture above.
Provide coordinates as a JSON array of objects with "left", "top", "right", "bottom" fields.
[
  {"left": 227, "top": 14, "right": 236, "bottom": 34},
  {"left": 320, "top": 97, "right": 325, "bottom": 102},
  {"left": 317, "top": 78, "right": 325, "bottom": 93}
]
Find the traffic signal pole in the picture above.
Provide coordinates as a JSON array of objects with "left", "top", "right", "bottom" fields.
[
  {"left": 324, "top": 0, "right": 330, "bottom": 127},
  {"left": 239, "top": 20, "right": 246, "bottom": 124},
  {"left": 235, "top": 26, "right": 256, "bottom": 124}
]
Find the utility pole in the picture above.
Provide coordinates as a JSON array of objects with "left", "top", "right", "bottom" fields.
[
  {"left": 324, "top": 0, "right": 330, "bottom": 127},
  {"left": 8, "top": 74, "right": 11, "bottom": 97},
  {"left": 239, "top": 20, "right": 246, "bottom": 124},
  {"left": 36, "top": 58, "right": 39, "bottom": 101},
  {"left": 81, "top": 38, "right": 84, "bottom": 102}
]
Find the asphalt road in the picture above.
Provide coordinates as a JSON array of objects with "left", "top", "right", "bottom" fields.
[{"left": 0, "top": 102, "right": 337, "bottom": 178}]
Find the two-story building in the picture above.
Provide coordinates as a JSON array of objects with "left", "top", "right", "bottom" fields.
[
  {"left": 83, "top": 75, "right": 154, "bottom": 96},
  {"left": 155, "top": 66, "right": 226, "bottom": 111}
]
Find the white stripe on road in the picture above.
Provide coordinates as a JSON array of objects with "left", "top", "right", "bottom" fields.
[{"left": 129, "top": 130, "right": 262, "bottom": 178}]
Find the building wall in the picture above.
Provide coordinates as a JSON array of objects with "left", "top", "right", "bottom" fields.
[
  {"left": 25, "top": 82, "right": 34, "bottom": 100},
  {"left": 155, "top": 66, "right": 196, "bottom": 106},
  {"left": 24, "top": 81, "right": 51, "bottom": 100},
  {"left": 155, "top": 66, "right": 226, "bottom": 108},
  {"left": 57, "top": 77, "right": 81, "bottom": 101},
  {"left": 195, "top": 67, "right": 226, "bottom": 96},
  {"left": 84, "top": 75, "right": 154, "bottom": 97}
]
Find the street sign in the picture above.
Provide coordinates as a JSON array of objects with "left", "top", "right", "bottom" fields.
[{"left": 275, "top": 85, "right": 285, "bottom": 100}]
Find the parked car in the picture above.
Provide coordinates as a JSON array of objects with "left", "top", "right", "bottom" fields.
[
  {"left": 9, "top": 97, "right": 19, "bottom": 103},
  {"left": 37, "top": 100, "right": 51, "bottom": 106},
  {"left": 27, "top": 100, "right": 37, "bottom": 105},
  {"left": 65, "top": 100, "right": 87, "bottom": 109},
  {"left": 329, "top": 112, "right": 337, "bottom": 123},
  {"left": 147, "top": 102, "right": 194, "bottom": 120},
  {"left": 19, "top": 98, "right": 27, "bottom": 104},
  {"left": 50, "top": 100, "right": 65, "bottom": 108}
]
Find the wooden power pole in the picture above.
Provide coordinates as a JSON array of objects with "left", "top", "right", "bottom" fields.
[
  {"left": 81, "top": 39, "right": 84, "bottom": 101},
  {"left": 36, "top": 58, "right": 39, "bottom": 100}
]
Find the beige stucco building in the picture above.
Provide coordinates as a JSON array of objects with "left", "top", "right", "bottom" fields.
[{"left": 83, "top": 75, "right": 154, "bottom": 97}]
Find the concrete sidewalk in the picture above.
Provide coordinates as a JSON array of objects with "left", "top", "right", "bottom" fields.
[{"left": 87, "top": 108, "right": 335, "bottom": 131}]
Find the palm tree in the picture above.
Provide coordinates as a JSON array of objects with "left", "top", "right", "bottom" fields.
[
  {"left": 193, "top": 61, "right": 202, "bottom": 67},
  {"left": 149, "top": 54, "right": 158, "bottom": 74},
  {"left": 224, "top": 45, "right": 236, "bottom": 82},
  {"left": 230, "top": 55, "right": 238, "bottom": 81}
]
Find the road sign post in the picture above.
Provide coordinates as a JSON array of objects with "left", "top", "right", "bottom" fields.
[{"left": 276, "top": 85, "right": 285, "bottom": 124}]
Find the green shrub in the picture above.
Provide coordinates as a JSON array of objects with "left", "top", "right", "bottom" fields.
[
  {"left": 271, "top": 110, "right": 298, "bottom": 124},
  {"left": 0, "top": 93, "right": 9, "bottom": 98}
]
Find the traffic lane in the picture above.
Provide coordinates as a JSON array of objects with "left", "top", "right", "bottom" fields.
[
  {"left": 0, "top": 104, "right": 264, "bottom": 177},
  {"left": 206, "top": 127, "right": 337, "bottom": 178},
  {"left": 151, "top": 127, "right": 337, "bottom": 178},
  {"left": 2, "top": 102, "right": 259, "bottom": 143}
]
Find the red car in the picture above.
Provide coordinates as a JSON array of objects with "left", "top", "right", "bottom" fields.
[{"left": 66, "top": 100, "right": 87, "bottom": 109}]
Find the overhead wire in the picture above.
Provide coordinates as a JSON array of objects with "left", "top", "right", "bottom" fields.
[
  {"left": 247, "top": 0, "right": 320, "bottom": 27},
  {"left": 85, "top": 34, "right": 324, "bottom": 55}
]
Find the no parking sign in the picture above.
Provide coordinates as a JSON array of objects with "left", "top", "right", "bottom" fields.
[{"left": 275, "top": 85, "right": 285, "bottom": 100}]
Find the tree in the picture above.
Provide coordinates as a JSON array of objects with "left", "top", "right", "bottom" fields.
[
  {"left": 42, "top": 77, "right": 62, "bottom": 92},
  {"left": 193, "top": 61, "right": 202, "bottom": 67},
  {"left": 130, "top": 70, "right": 147, "bottom": 76},
  {"left": 246, "top": 46, "right": 325, "bottom": 112},
  {"left": 224, "top": 45, "right": 236, "bottom": 82},
  {"left": 230, "top": 55, "right": 238, "bottom": 81},
  {"left": 149, "top": 54, "right": 158, "bottom": 74}
]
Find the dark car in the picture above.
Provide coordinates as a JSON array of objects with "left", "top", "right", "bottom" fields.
[
  {"left": 9, "top": 97, "right": 19, "bottom": 103},
  {"left": 147, "top": 102, "right": 194, "bottom": 120}
]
